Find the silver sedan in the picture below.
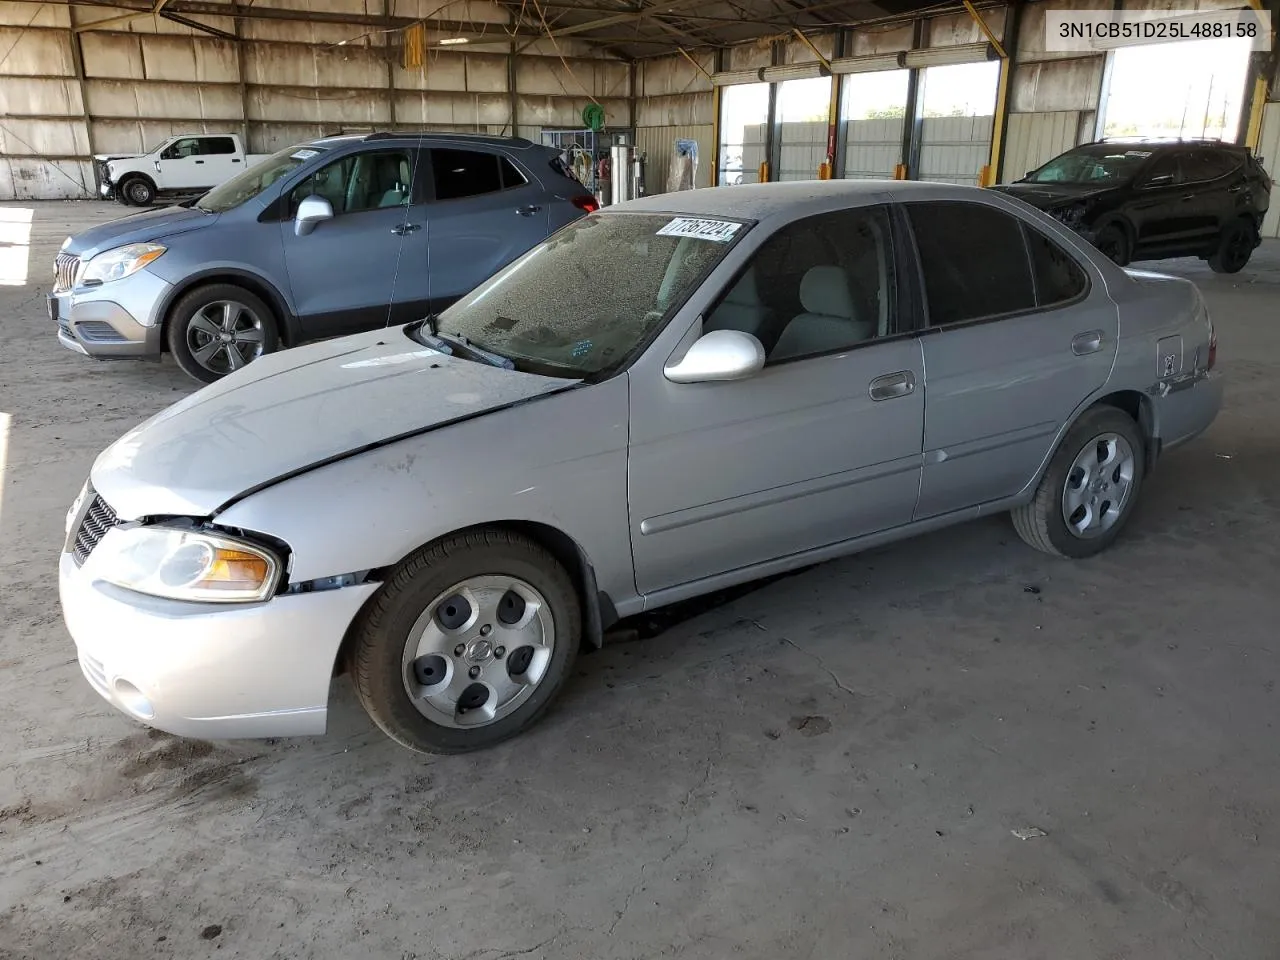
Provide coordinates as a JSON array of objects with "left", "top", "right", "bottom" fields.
[{"left": 60, "top": 180, "right": 1223, "bottom": 754}]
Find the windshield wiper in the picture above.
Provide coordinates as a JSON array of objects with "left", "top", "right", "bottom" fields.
[{"left": 413, "top": 321, "right": 514, "bottom": 370}]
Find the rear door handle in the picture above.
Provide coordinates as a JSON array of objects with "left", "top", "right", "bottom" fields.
[
  {"left": 195, "top": 160, "right": 205, "bottom": 164},
  {"left": 231, "top": 158, "right": 242, "bottom": 163},
  {"left": 391, "top": 223, "right": 422, "bottom": 236},
  {"left": 517, "top": 205, "right": 542, "bottom": 217},
  {"left": 868, "top": 370, "right": 915, "bottom": 401},
  {"left": 1072, "top": 330, "right": 1104, "bottom": 355}
]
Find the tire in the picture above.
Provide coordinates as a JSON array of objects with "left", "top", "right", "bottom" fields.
[
  {"left": 113, "top": 189, "right": 133, "bottom": 207},
  {"left": 350, "top": 529, "right": 582, "bottom": 754},
  {"left": 1093, "top": 223, "right": 1131, "bottom": 266},
  {"left": 1209, "top": 218, "right": 1253, "bottom": 274},
  {"left": 1011, "top": 406, "right": 1146, "bottom": 559},
  {"left": 120, "top": 176, "right": 156, "bottom": 206},
  {"left": 165, "top": 283, "right": 279, "bottom": 384}
]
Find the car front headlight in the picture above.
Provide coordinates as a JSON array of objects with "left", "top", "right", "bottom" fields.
[
  {"left": 88, "top": 525, "right": 281, "bottom": 603},
  {"left": 81, "top": 243, "right": 166, "bottom": 285},
  {"left": 1051, "top": 202, "right": 1091, "bottom": 229}
]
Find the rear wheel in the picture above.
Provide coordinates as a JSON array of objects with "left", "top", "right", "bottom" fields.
[
  {"left": 1093, "top": 224, "right": 1131, "bottom": 266},
  {"left": 166, "top": 283, "right": 279, "bottom": 384},
  {"left": 1209, "top": 219, "right": 1253, "bottom": 274},
  {"left": 350, "top": 530, "right": 581, "bottom": 754},
  {"left": 1011, "top": 406, "right": 1145, "bottom": 559}
]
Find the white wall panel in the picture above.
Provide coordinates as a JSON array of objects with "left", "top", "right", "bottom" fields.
[
  {"left": 0, "top": 159, "right": 94, "bottom": 199},
  {"left": 636, "top": 124, "right": 713, "bottom": 194},
  {"left": 0, "top": 118, "right": 89, "bottom": 156},
  {"left": 0, "top": 77, "right": 82, "bottom": 116},
  {"left": 88, "top": 80, "right": 243, "bottom": 121},
  {"left": 843, "top": 118, "right": 903, "bottom": 179},
  {"left": 1257, "top": 103, "right": 1280, "bottom": 238},
  {"left": 0, "top": 27, "right": 73, "bottom": 76}
]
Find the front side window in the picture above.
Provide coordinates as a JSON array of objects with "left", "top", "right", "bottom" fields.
[
  {"left": 196, "top": 143, "right": 328, "bottom": 213},
  {"left": 165, "top": 138, "right": 202, "bottom": 159},
  {"left": 428, "top": 213, "right": 742, "bottom": 377},
  {"left": 287, "top": 149, "right": 415, "bottom": 215},
  {"left": 907, "top": 201, "right": 1035, "bottom": 326},
  {"left": 432, "top": 149, "right": 513, "bottom": 201},
  {"left": 1141, "top": 153, "right": 1184, "bottom": 186},
  {"left": 704, "top": 206, "right": 896, "bottom": 361}
]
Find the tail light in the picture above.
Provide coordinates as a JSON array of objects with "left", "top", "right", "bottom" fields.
[{"left": 572, "top": 195, "right": 599, "bottom": 214}]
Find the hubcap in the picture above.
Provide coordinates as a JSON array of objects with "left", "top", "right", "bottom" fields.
[
  {"left": 401, "top": 575, "right": 554, "bottom": 729},
  {"left": 1061, "top": 432, "right": 1137, "bottom": 539},
  {"left": 186, "top": 300, "right": 265, "bottom": 376}
]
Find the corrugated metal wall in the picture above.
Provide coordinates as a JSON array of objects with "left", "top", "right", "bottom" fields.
[
  {"left": 1002, "top": 110, "right": 1082, "bottom": 183},
  {"left": 918, "top": 116, "right": 994, "bottom": 186},
  {"left": 0, "top": 0, "right": 631, "bottom": 200},
  {"left": 1256, "top": 103, "right": 1280, "bottom": 238},
  {"left": 636, "top": 124, "right": 713, "bottom": 194},
  {"left": 843, "top": 119, "right": 904, "bottom": 179}
]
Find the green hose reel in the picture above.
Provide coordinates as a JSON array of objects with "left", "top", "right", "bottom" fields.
[{"left": 581, "top": 103, "right": 605, "bottom": 132}]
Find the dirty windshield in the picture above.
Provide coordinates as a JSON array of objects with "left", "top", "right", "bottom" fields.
[
  {"left": 1024, "top": 146, "right": 1152, "bottom": 184},
  {"left": 429, "top": 213, "right": 744, "bottom": 377},
  {"left": 196, "top": 144, "right": 326, "bottom": 213}
]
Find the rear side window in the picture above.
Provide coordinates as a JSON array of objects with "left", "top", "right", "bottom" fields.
[
  {"left": 204, "top": 137, "right": 236, "bottom": 155},
  {"left": 906, "top": 201, "right": 1035, "bottom": 326},
  {"left": 1024, "top": 226, "right": 1087, "bottom": 306},
  {"left": 432, "top": 149, "right": 525, "bottom": 201}
]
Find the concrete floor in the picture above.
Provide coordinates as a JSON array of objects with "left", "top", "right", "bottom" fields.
[{"left": 1, "top": 200, "right": 1278, "bottom": 960}]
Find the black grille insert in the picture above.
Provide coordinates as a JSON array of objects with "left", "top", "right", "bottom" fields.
[{"left": 73, "top": 494, "right": 118, "bottom": 565}]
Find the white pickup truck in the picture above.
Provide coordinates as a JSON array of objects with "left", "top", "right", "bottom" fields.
[{"left": 95, "top": 133, "right": 270, "bottom": 206}]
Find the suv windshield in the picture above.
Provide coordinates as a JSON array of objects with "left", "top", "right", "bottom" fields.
[
  {"left": 196, "top": 144, "right": 326, "bottom": 213},
  {"left": 427, "top": 213, "right": 744, "bottom": 377},
  {"left": 1024, "top": 146, "right": 1153, "bottom": 185}
]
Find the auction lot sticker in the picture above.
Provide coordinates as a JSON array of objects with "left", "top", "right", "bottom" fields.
[{"left": 657, "top": 218, "right": 742, "bottom": 242}]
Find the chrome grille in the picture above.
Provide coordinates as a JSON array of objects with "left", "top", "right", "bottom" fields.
[
  {"left": 54, "top": 253, "right": 80, "bottom": 293},
  {"left": 73, "top": 494, "right": 117, "bottom": 565}
]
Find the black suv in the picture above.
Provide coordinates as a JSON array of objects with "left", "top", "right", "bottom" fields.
[{"left": 997, "top": 139, "right": 1271, "bottom": 273}]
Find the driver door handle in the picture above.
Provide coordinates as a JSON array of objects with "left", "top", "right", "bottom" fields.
[
  {"left": 868, "top": 370, "right": 915, "bottom": 401},
  {"left": 517, "top": 204, "right": 542, "bottom": 217},
  {"left": 391, "top": 223, "right": 422, "bottom": 235}
]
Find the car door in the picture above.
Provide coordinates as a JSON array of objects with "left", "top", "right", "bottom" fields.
[
  {"left": 279, "top": 145, "right": 430, "bottom": 340},
  {"left": 1127, "top": 151, "right": 1198, "bottom": 254},
  {"left": 155, "top": 137, "right": 207, "bottom": 190},
  {"left": 1187, "top": 148, "right": 1245, "bottom": 244},
  {"left": 626, "top": 205, "right": 926, "bottom": 596},
  {"left": 423, "top": 147, "right": 552, "bottom": 310},
  {"left": 902, "top": 199, "right": 1118, "bottom": 519},
  {"left": 196, "top": 135, "right": 240, "bottom": 187}
]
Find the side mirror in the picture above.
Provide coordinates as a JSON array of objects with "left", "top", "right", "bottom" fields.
[
  {"left": 295, "top": 195, "right": 334, "bottom": 237},
  {"left": 664, "top": 328, "right": 765, "bottom": 384},
  {"left": 1144, "top": 174, "right": 1174, "bottom": 188}
]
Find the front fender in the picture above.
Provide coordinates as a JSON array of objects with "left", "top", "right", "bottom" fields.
[{"left": 212, "top": 376, "right": 636, "bottom": 613}]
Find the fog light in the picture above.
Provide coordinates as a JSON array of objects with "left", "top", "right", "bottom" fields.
[{"left": 113, "top": 679, "right": 154, "bottom": 719}]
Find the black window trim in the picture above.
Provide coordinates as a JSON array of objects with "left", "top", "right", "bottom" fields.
[
  {"left": 424, "top": 146, "right": 530, "bottom": 206},
  {"left": 897, "top": 198, "right": 1093, "bottom": 335}
]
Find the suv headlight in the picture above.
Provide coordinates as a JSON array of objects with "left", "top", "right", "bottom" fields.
[
  {"left": 88, "top": 526, "right": 282, "bottom": 603},
  {"left": 1051, "top": 203, "right": 1089, "bottom": 228},
  {"left": 81, "top": 243, "right": 166, "bottom": 285}
]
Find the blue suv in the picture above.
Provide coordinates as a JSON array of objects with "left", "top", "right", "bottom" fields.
[{"left": 50, "top": 133, "right": 598, "bottom": 382}]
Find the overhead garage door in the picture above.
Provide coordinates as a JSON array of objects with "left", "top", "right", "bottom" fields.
[{"left": 841, "top": 69, "right": 909, "bottom": 179}]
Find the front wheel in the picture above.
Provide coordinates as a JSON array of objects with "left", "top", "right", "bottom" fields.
[
  {"left": 166, "top": 283, "right": 279, "bottom": 384},
  {"left": 1011, "top": 406, "right": 1146, "bottom": 559},
  {"left": 1209, "top": 219, "right": 1254, "bottom": 274},
  {"left": 120, "top": 176, "right": 155, "bottom": 206},
  {"left": 350, "top": 530, "right": 582, "bottom": 754}
]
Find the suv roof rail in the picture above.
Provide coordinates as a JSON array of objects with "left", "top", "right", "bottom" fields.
[
  {"left": 1096, "top": 135, "right": 1227, "bottom": 145},
  {"left": 360, "top": 130, "right": 534, "bottom": 147}
]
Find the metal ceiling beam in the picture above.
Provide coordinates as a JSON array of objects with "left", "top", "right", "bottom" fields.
[{"left": 545, "top": 0, "right": 711, "bottom": 39}]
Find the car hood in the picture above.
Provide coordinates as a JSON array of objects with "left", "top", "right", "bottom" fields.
[
  {"left": 995, "top": 182, "right": 1118, "bottom": 210},
  {"left": 94, "top": 152, "right": 143, "bottom": 162},
  {"left": 63, "top": 205, "right": 217, "bottom": 258},
  {"left": 90, "top": 328, "right": 579, "bottom": 521}
]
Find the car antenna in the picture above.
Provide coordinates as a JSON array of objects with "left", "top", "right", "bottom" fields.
[{"left": 385, "top": 127, "right": 427, "bottom": 330}]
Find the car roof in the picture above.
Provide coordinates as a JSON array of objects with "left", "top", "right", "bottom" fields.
[{"left": 613, "top": 179, "right": 979, "bottom": 222}]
